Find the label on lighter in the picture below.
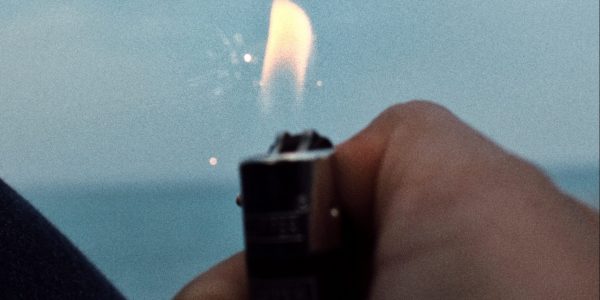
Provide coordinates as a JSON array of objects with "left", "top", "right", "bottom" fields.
[{"left": 244, "top": 209, "right": 308, "bottom": 244}]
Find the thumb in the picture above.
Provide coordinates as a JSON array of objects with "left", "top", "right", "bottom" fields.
[{"left": 174, "top": 252, "right": 248, "bottom": 300}]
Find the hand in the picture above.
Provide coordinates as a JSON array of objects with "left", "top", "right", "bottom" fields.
[{"left": 175, "top": 101, "right": 599, "bottom": 299}]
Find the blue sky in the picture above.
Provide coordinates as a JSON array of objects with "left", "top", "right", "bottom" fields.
[{"left": 1, "top": 0, "right": 598, "bottom": 185}]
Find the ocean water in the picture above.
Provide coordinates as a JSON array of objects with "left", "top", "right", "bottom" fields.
[
  {"left": 16, "top": 166, "right": 599, "bottom": 300},
  {"left": 19, "top": 180, "right": 243, "bottom": 300}
]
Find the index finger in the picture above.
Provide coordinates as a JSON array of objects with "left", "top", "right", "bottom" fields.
[{"left": 333, "top": 100, "right": 509, "bottom": 233}]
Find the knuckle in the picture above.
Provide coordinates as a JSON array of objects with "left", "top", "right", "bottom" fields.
[
  {"left": 378, "top": 100, "right": 454, "bottom": 128},
  {"left": 401, "top": 100, "right": 453, "bottom": 123},
  {"left": 402, "top": 99, "right": 446, "bottom": 113}
]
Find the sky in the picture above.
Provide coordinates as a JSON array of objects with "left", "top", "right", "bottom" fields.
[{"left": 1, "top": 0, "right": 598, "bottom": 186}]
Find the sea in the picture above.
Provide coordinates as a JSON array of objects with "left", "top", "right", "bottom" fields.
[{"left": 15, "top": 166, "right": 599, "bottom": 300}]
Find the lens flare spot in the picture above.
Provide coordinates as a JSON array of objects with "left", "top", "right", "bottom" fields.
[
  {"left": 330, "top": 208, "right": 340, "bottom": 218},
  {"left": 243, "top": 53, "right": 253, "bottom": 63}
]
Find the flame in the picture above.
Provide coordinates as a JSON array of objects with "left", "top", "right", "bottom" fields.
[{"left": 260, "top": 0, "right": 314, "bottom": 101}]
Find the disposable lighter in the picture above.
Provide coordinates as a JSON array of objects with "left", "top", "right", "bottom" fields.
[{"left": 239, "top": 131, "right": 348, "bottom": 300}]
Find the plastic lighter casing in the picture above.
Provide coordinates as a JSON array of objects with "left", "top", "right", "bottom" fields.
[{"left": 239, "top": 131, "right": 345, "bottom": 300}]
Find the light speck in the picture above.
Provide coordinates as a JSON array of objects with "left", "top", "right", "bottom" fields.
[
  {"left": 230, "top": 51, "right": 239, "bottom": 64},
  {"left": 233, "top": 33, "right": 244, "bottom": 46},
  {"left": 330, "top": 208, "right": 339, "bottom": 218},
  {"left": 221, "top": 36, "right": 231, "bottom": 46},
  {"left": 243, "top": 53, "right": 253, "bottom": 63},
  {"left": 216, "top": 70, "right": 229, "bottom": 79},
  {"left": 213, "top": 87, "right": 224, "bottom": 96}
]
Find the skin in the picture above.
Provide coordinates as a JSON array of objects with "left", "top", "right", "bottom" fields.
[{"left": 175, "top": 101, "right": 599, "bottom": 299}]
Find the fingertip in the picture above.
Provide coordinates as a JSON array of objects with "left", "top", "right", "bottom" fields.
[
  {"left": 332, "top": 100, "right": 450, "bottom": 231},
  {"left": 174, "top": 252, "right": 248, "bottom": 300}
]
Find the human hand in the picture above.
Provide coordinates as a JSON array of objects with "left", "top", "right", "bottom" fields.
[{"left": 175, "top": 101, "right": 599, "bottom": 299}]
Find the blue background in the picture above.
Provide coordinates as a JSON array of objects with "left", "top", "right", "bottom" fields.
[{"left": 1, "top": 1, "right": 598, "bottom": 299}]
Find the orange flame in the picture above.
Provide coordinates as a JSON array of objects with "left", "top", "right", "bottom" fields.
[{"left": 260, "top": 0, "right": 314, "bottom": 102}]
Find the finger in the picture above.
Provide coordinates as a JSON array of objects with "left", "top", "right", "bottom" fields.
[
  {"left": 174, "top": 252, "right": 248, "bottom": 300},
  {"left": 333, "top": 100, "right": 504, "bottom": 231},
  {"left": 335, "top": 101, "right": 599, "bottom": 299},
  {"left": 332, "top": 111, "right": 390, "bottom": 232}
]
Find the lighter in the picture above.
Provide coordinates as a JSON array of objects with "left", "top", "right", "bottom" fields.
[{"left": 239, "top": 131, "right": 350, "bottom": 300}]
